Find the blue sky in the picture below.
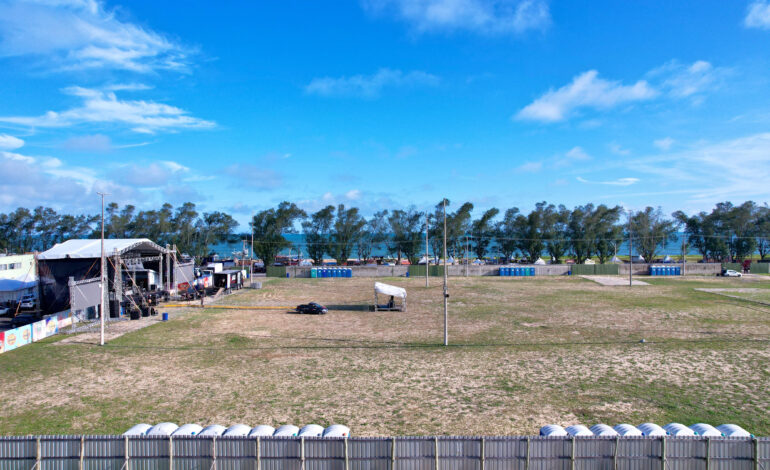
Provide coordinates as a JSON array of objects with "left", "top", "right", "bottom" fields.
[{"left": 1, "top": 0, "right": 770, "bottom": 227}]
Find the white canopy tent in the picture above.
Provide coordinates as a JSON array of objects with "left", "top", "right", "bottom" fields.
[
  {"left": 374, "top": 282, "right": 407, "bottom": 312},
  {"left": 534, "top": 258, "right": 546, "bottom": 265},
  {"left": 610, "top": 255, "right": 622, "bottom": 264}
]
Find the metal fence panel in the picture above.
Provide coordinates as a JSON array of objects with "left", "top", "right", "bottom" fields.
[
  {"left": 40, "top": 436, "right": 80, "bottom": 470},
  {"left": 128, "top": 436, "right": 170, "bottom": 470},
  {"left": 758, "top": 438, "right": 770, "bottom": 470},
  {"left": 217, "top": 437, "right": 258, "bottom": 470},
  {"left": 438, "top": 437, "right": 480, "bottom": 470},
  {"left": 394, "top": 437, "right": 435, "bottom": 470},
  {"left": 617, "top": 437, "right": 662, "bottom": 470},
  {"left": 483, "top": 437, "right": 527, "bottom": 470},
  {"left": 709, "top": 437, "right": 753, "bottom": 470},
  {"left": 348, "top": 438, "right": 392, "bottom": 470},
  {"left": 575, "top": 437, "right": 615, "bottom": 470},
  {"left": 529, "top": 437, "right": 571, "bottom": 470},
  {"left": 0, "top": 437, "right": 35, "bottom": 470},
  {"left": 83, "top": 435, "right": 124, "bottom": 470},
  {"left": 666, "top": 437, "right": 707, "bottom": 470},
  {"left": 173, "top": 436, "right": 213, "bottom": 470},
  {"left": 305, "top": 437, "right": 345, "bottom": 470},
  {"left": 261, "top": 437, "right": 301, "bottom": 470}
]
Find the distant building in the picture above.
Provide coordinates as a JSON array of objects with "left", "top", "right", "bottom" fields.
[{"left": 0, "top": 253, "right": 37, "bottom": 303}]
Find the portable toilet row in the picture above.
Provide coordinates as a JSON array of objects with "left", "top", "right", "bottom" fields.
[
  {"left": 311, "top": 268, "right": 353, "bottom": 278},
  {"left": 124, "top": 423, "right": 350, "bottom": 438},
  {"left": 650, "top": 266, "right": 681, "bottom": 276},
  {"left": 499, "top": 267, "right": 535, "bottom": 277},
  {"left": 540, "top": 423, "right": 750, "bottom": 437}
]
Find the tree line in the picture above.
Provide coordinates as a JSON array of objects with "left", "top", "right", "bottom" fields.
[{"left": 1, "top": 200, "right": 768, "bottom": 266}]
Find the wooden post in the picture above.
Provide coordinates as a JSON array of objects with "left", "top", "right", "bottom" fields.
[
  {"left": 614, "top": 435, "right": 619, "bottom": 470},
  {"left": 754, "top": 437, "right": 759, "bottom": 470},
  {"left": 301, "top": 437, "right": 305, "bottom": 470},
  {"left": 571, "top": 437, "right": 576, "bottom": 470},
  {"left": 212, "top": 436, "right": 217, "bottom": 470},
  {"left": 706, "top": 437, "right": 711, "bottom": 470},
  {"left": 124, "top": 435, "right": 130, "bottom": 470},
  {"left": 79, "top": 436, "right": 85, "bottom": 470},
  {"left": 661, "top": 437, "right": 666, "bottom": 470},
  {"left": 434, "top": 437, "right": 439, "bottom": 470},
  {"left": 480, "top": 437, "right": 485, "bottom": 470},
  {"left": 344, "top": 438, "right": 349, "bottom": 470},
  {"left": 391, "top": 437, "right": 396, "bottom": 470},
  {"left": 36, "top": 437, "right": 41, "bottom": 469},
  {"left": 525, "top": 437, "right": 530, "bottom": 470},
  {"left": 168, "top": 436, "right": 173, "bottom": 470},
  {"left": 256, "top": 437, "right": 261, "bottom": 470}
]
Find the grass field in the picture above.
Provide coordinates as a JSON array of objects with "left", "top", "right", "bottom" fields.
[{"left": 2, "top": 275, "right": 770, "bottom": 436}]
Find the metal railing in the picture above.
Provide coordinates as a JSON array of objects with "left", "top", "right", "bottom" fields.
[{"left": 0, "top": 435, "right": 768, "bottom": 470}]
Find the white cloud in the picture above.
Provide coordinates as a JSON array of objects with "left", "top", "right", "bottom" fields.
[
  {"left": 306, "top": 68, "right": 439, "bottom": 98},
  {"left": 653, "top": 137, "right": 675, "bottom": 151},
  {"left": 345, "top": 189, "right": 362, "bottom": 200},
  {"left": 650, "top": 60, "right": 728, "bottom": 100},
  {"left": 745, "top": 1, "right": 770, "bottom": 29},
  {"left": 0, "top": 133, "right": 24, "bottom": 150},
  {"left": 362, "top": 0, "right": 550, "bottom": 35},
  {"left": 223, "top": 164, "right": 283, "bottom": 190},
  {"left": 0, "top": 0, "right": 192, "bottom": 73},
  {"left": 62, "top": 134, "right": 112, "bottom": 152},
  {"left": 515, "top": 70, "right": 657, "bottom": 122},
  {"left": 0, "top": 86, "right": 215, "bottom": 133},
  {"left": 608, "top": 143, "right": 630, "bottom": 156},
  {"left": 514, "top": 161, "right": 542, "bottom": 173},
  {"left": 565, "top": 146, "right": 590, "bottom": 161},
  {"left": 576, "top": 176, "right": 639, "bottom": 186}
]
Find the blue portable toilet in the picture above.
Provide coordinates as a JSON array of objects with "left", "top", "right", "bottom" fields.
[
  {"left": 516, "top": 267, "right": 522, "bottom": 276},
  {"left": 311, "top": 268, "right": 317, "bottom": 278},
  {"left": 335, "top": 268, "right": 341, "bottom": 278},
  {"left": 322, "top": 268, "right": 329, "bottom": 278},
  {"left": 666, "top": 266, "right": 672, "bottom": 275},
  {"left": 346, "top": 268, "right": 352, "bottom": 278},
  {"left": 529, "top": 267, "right": 535, "bottom": 276},
  {"left": 675, "top": 266, "right": 681, "bottom": 275},
  {"left": 651, "top": 266, "right": 657, "bottom": 276}
]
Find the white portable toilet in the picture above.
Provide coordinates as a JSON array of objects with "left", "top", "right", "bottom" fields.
[
  {"left": 638, "top": 423, "right": 667, "bottom": 436},
  {"left": 664, "top": 423, "right": 697, "bottom": 436},
  {"left": 298, "top": 424, "right": 324, "bottom": 437},
  {"left": 322, "top": 425, "right": 350, "bottom": 438},
  {"left": 589, "top": 424, "right": 619, "bottom": 436},
  {"left": 224, "top": 424, "right": 252, "bottom": 436},
  {"left": 689, "top": 424, "right": 722, "bottom": 437},
  {"left": 539, "top": 425, "right": 568, "bottom": 437},
  {"left": 123, "top": 424, "right": 152, "bottom": 436},
  {"left": 565, "top": 425, "right": 594, "bottom": 436},
  {"left": 147, "top": 423, "right": 179, "bottom": 436},
  {"left": 249, "top": 425, "right": 276, "bottom": 437},
  {"left": 274, "top": 425, "right": 300, "bottom": 437},
  {"left": 199, "top": 425, "right": 227, "bottom": 436},
  {"left": 172, "top": 424, "right": 203, "bottom": 436},
  {"left": 717, "top": 424, "right": 752, "bottom": 437},
  {"left": 614, "top": 424, "right": 643, "bottom": 437}
]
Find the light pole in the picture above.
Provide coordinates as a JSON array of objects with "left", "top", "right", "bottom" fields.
[
  {"left": 443, "top": 199, "right": 448, "bottom": 346},
  {"left": 97, "top": 191, "right": 109, "bottom": 346},
  {"left": 425, "top": 214, "right": 429, "bottom": 288},
  {"left": 628, "top": 214, "right": 633, "bottom": 287}
]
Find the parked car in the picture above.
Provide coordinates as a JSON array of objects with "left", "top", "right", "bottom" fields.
[
  {"left": 10, "top": 313, "right": 39, "bottom": 328},
  {"left": 0, "top": 305, "right": 9, "bottom": 316},
  {"left": 19, "top": 295, "right": 36, "bottom": 310},
  {"left": 295, "top": 302, "right": 328, "bottom": 315},
  {"left": 722, "top": 269, "right": 742, "bottom": 277}
]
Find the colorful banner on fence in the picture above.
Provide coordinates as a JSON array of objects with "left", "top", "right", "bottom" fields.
[
  {"left": 0, "top": 331, "right": 4, "bottom": 354},
  {"left": 32, "top": 320, "right": 46, "bottom": 342},
  {"left": 4, "top": 328, "right": 18, "bottom": 352},
  {"left": 58, "top": 311, "right": 72, "bottom": 329},
  {"left": 46, "top": 317, "right": 59, "bottom": 336},
  {"left": 16, "top": 324, "right": 31, "bottom": 348}
]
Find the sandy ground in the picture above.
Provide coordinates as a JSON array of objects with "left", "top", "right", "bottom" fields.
[
  {"left": 581, "top": 275, "right": 650, "bottom": 286},
  {"left": 3, "top": 276, "right": 770, "bottom": 436}
]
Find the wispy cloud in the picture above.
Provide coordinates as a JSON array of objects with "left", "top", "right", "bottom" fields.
[
  {"left": 516, "top": 60, "right": 728, "bottom": 123},
  {"left": 0, "top": 86, "right": 215, "bottom": 133},
  {"left": 362, "top": 0, "right": 550, "bottom": 35},
  {"left": 0, "top": 0, "right": 193, "bottom": 73},
  {"left": 515, "top": 70, "right": 657, "bottom": 122},
  {"left": 745, "top": 1, "right": 770, "bottom": 29},
  {"left": 653, "top": 137, "right": 675, "bottom": 151},
  {"left": 608, "top": 142, "right": 630, "bottom": 156},
  {"left": 0, "top": 133, "right": 24, "bottom": 150},
  {"left": 224, "top": 164, "right": 283, "bottom": 190},
  {"left": 514, "top": 161, "right": 542, "bottom": 173},
  {"left": 305, "top": 68, "right": 439, "bottom": 98},
  {"left": 576, "top": 176, "right": 639, "bottom": 186}
]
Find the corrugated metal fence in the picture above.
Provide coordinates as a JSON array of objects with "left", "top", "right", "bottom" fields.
[{"left": 1, "top": 436, "right": 769, "bottom": 470}]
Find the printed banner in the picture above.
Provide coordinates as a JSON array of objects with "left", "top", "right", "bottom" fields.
[
  {"left": 16, "top": 324, "right": 31, "bottom": 348},
  {"left": 4, "top": 328, "right": 18, "bottom": 352},
  {"left": 58, "top": 312, "right": 72, "bottom": 328},
  {"left": 45, "top": 317, "right": 58, "bottom": 337},
  {"left": 32, "top": 320, "right": 47, "bottom": 342},
  {"left": 0, "top": 331, "right": 4, "bottom": 354}
]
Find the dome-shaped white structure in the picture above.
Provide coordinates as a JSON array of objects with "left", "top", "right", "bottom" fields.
[
  {"left": 717, "top": 424, "right": 751, "bottom": 437},
  {"left": 664, "top": 423, "right": 696, "bottom": 436},
  {"left": 273, "top": 425, "right": 299, "bottom": 437},
  {"left": 172, "top": 424, "right": 203, "bottom": 436},
  {"left": 322, "top": 425, "right": 350, "bottom": 437},
  {"left": 614, "top": 424, "right": 643, "bottom": 436},
  {"left": 638, "top": 423, "right": 667, "bottom": 436},
  {"left": 123, "top": 424, "right": 152, "bottom": 436},
  {"left": 539, "top": 425, "right": 568, "bottom": 437},
  {"left": 565, "top": 425, "right": 593, "bottom": 436},
  {"left": 690, "top": 424, "right": 723, "bottom": 437},
  {"left": 147, "top": 423, "right": 179, "bottom": 436},
  {"left": 589, "top": 424, "right": 618, "bottom": 436},
  {"left": 198, "top": 425, "right": 227, "bottom": 436},
  {"left": 249, "top": 425, "right": 276, "bottom": 437},
  {"left": 224, "top": 424, "right": 252, "bottom": 436},
  {"left": 298, "top": 424, "right": 324, "bottom": 437}
]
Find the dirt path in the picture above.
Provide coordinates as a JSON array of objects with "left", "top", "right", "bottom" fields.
[{"left": 581, "top": 275, "right": 649, "bottom": 286}]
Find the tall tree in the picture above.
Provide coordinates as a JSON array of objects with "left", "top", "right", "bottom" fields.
[
  {"left": 471, "top": 208, "right": 499, "bottom": 260},
  {"left": 330, "top": 204, "right": 366, "bottom": 265},
  {"left": 302, "top": 206, "right": 335, "bottom": 266},
  {"left": 543, "top": 204, "right": 569, "bottom": 264},
  {"left": 251, "top": 202, "right": 306, "bottom": 267},
  {"left": 356, "top": 210, "right": 389, "bottom": 263},
  {"left": 593, "top": 205, "right": 623, "bottom": 263},
  {"left": 514, "top": 202, "right": 548, "bottom": 262},
  {"left": 627, "top": 206, "right": 677, "bottom": 262},
  {"left": 495, "top": 208, "right": 520, "bottom": 263},
  {"left": 388, "top": 207, "right": 425, "bottom": 265}
]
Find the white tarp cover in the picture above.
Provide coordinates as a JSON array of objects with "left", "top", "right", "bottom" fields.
[
  {"left": 198, "top": 425, "right": 227, "bottom": 436},
  {"left": 298, "top": 424, "right": 324, "bottom": 437},
  {"left": 172, "top": 424, "right": 203, "bottom": 436},
  {"left": 664, "top": 423, "right": 695, "bottom": 436},
  {"left": 273, "top": 425, "right": 299, "bottom": 436},
  {"left": 589, "top": 424, "right": 618, "bottom": 436},
  {"left": 534, "top": 258, "right": 546, "bottom": 265},
  {"left": 249, "top": 425, "right": 276, "bottom": 437},
  {"left": 123, "top": 424, "right": 152, "bottom": 436},
  {"left": 223, "top": 424, "right": 251, "bottom": 436},
  {"left": 322, "top": 425, "right": 350, "bottom": 437},
  {"left": 147, "top": 422, "right": 178, "bottom": 436},
  {"left": 717, "top": 424, "right": 751, "bottom": 437},
  {"left": 610, "top": 256, "right": 622, "bottom": 264},
  {"left": 637, "top": 423, "right": 667, "bottom": 436},
  {"left": 689, "top": 423, "right": 722, "bottom": 437},
  {"left": 663, "top": 255, "right": 673, "bottom": 262},
  {"left": 375, "top": 282, "right": 406, "bottom": 299},
  {"left": 614, "top": 424, "right": 643, "bottom": 436},
  {"left": 565, "top": 425, "right": 593, "bottom": 436},
  {"left": 39, "top": 238, "right": 166, "bottom": 260},
  {"left": 539, "top": 425, "right": 567, "bottom": 437},
  {"left": 584, "top": 259, "right": 596, "bottom": 265}
]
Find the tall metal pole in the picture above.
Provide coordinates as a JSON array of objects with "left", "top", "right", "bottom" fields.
[
  {"left": 443, "top": 199, "right": 448, "bottom": 346},
  {"left": 97, "top": 191, "right": 109, "bottom": 346},
  {"left": 628, "top": 217, "right": 633, "bottom": 287},
  {"left": 465, "top": 235, "right": 469, "bottom": 276},
  {"left": 425, "top": 214, "right": 429, "bottom": 288}
]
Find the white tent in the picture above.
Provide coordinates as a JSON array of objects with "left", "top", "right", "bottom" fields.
[
  {"left": 534, "top": 258, "right": 546, "bottom": 265},
  {"left": 662, "top": 255, "right": 673, "bottom": 263},
  {"left": 584, "top": 259, "right": 596, "bottom": 265},
  {"left": 39, "top": 238, "right": 166, "bottom": 260},
  {"left": 374, "top": 282, "right": 407, "bottom": 312},
  {"left": 610, "top": 255, "right": 622, "bottom": 264}
]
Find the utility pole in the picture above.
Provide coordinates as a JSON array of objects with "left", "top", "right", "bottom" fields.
[
  {"left": 425, "top": 214, "right": 429, "bottom": 288},
  {"left": 465, "top": 235, "right": 469, "bottom": 276},
  {"left": 681, "top": 234, "right": 686, "bottom": 276},
  {"left": 628, "top": 217, "right": 633, "bottom": 287},
  {"left": 97, "top": 191, "right": 109, "bottom": 346},
  {"left": 443, "top": 199, "right": 448, "bottom": 346}
]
